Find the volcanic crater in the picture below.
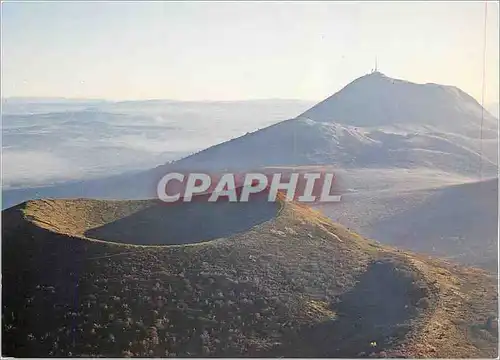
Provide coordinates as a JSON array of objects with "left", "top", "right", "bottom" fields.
[{"left": 2, "top": 195, "right": 498, "bottom": 357}]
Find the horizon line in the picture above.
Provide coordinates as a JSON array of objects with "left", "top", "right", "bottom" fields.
[{"left": 1, "top": 96, "right": 320, "bottom": 103}]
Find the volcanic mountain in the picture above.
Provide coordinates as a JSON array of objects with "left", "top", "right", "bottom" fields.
[
  {"left": 2, "top": 195, "right": 498, "bottom": 357},
  {"left": 3, "top": 71, "right": 498, "bottom": 209},
  {"left": 147, "top": 71, "right": 498, "bottom": 174}
]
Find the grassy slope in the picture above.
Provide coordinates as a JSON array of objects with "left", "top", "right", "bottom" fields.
[{"left": 2, "top": 198, "right": 497, "bottom": 357}]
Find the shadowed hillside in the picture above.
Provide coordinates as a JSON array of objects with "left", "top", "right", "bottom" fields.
[
  {"left": 369, "top": 178, "right": 499, "bottom": 270},
  {"left": 317, "top": 178, "right": 498, "bottom": 271},
  {"left": 2, "top": 196, "right": 498, "bottom": 357}
]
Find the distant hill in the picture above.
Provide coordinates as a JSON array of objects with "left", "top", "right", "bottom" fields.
[{"left": 2, "top": 196, "right": 498, "bottom": 357}]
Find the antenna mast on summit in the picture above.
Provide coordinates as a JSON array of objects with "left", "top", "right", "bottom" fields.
[{"left": 375, "top": 56, "right": 378, "bottom": 72}]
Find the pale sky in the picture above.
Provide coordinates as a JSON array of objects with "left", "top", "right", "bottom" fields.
[{"left": 1, "top": 1, "right": 499, "bottom": 103}]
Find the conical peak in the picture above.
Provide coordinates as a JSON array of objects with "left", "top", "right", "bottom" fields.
[{"left": 299, "top": 72, "right": 494, "bottom": 129}]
